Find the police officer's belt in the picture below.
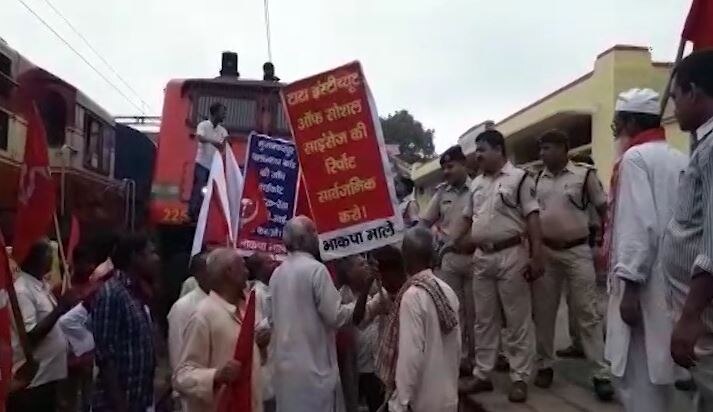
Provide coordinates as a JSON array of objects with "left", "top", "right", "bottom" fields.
[
  {"left": 543, "top": 236, "right": 589, "bottom": 251},
  {"left": 476, "top": 236, "right": 522, "bottom": 253}
]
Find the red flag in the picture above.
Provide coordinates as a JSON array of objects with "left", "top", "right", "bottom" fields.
[
  {"left": 295, "top": 172, "right": 312, "bottom": 219},
  {"left": 66, "top": 215, "right": 80, "bottom": 267},
  {"left": 239, "top": 166, "right": 270, "bottom": 236},
  {"left": 203, "top": 181, "right": 231, "bottom": 248},
  {"left": 0, "top": 234, "right": 15, "bottom": 411},
  {"left": 225, "top": 146, "right": 245, "bottom": 245},
  {"left": 683, "top": 0, "right": 713, "bottom": 50},
  {"left": 12, "top": 104, "right": 55, "bottom": 264},
  {"left": 217, "top": 290, "right": 256, "bottom": 412}
]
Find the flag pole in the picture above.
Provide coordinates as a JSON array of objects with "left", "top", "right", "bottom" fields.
[
  {"left": 659, "top": 38, "right": 687, "bottom": 117},
  {"left": 53, "top": 213, "right": 71, "bottom": 293},
  {"left": 2, "top": 235, "right": 36, "bottom": 390}
]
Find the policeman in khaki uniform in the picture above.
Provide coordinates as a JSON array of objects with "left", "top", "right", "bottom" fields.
[
  {"left": 419, "top": 145, "right": 476, "bottom": 372},
  {"left": 454, "top": 130, "right": 544, "bottom": 403},
  {"left": 532, "top": 130, "right": 614, "bottom": 400}
]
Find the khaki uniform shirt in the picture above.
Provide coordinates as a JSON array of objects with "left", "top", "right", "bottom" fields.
[
  {"left": 536, "top": 162, "right": 606, "bottom": 242},
  {"left": 463, "top": 162, "right": 539, "bottom": 244},
  {"left": 420, "top": 179, "right": 472, "bottom": 243}
]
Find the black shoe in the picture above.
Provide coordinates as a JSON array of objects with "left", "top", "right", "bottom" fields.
[
  {"left": 508, "top": 381, "right": 528, "bottom": 403},
  {"left": 556, "top": 345, "right": 585, "bottom": 359},
  {"left": 534, "top": 368, "right": 554, "bottom": 388},
  {"left": 593, "top": 378, "right": 614, "bottom": 402},
  {"left": 495, "top": 355, "right": 510, "bottom": 372},
  {"left": 459, "top": 377, "right": 494, "bottom": 394},
  {"left": 675, "top": 378, "right": 696, "bottom": 392}
]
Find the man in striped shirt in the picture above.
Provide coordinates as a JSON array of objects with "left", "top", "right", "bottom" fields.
[{"left": 663, "top": 50, "right": 713, "bottom": 411}]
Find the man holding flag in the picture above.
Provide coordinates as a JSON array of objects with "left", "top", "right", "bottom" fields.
[
  {"left": 12, "top": 103, "right": 56, "bottom": 266},
  {"left": 10, "top": 239, "right": 78, "bottom": 411},
  {"left": 174, "top": 248, "right": 262, "bottom": 412},
  {"left": 189, "top": 103, "right": 228, "bottom": 222}
]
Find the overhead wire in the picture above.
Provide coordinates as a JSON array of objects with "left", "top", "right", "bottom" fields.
[
  {"left": 39, "top": 0, "right": 155, "bottom": 113},
  {"left": 263, "top": 0, "right": 273, "bottom": 62},
  {"left": 15, "top": 0, "right": 147, "bottom": 114}
]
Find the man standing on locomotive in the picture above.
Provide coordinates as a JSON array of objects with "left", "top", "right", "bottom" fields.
[{"left": 189, "top": 102, "right": 228, "bottom": 221}]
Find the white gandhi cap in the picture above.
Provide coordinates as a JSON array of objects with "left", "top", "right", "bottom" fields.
[{"left": 615, "top": 88, "right": 661, "bottom": 115}]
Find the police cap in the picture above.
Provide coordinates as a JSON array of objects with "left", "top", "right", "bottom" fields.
[
  {"left": 440, "top": 145, "right": 466, "bottom": 166},
  {"left": 538, "top": 129, "right": 569, "bottom": 149}
]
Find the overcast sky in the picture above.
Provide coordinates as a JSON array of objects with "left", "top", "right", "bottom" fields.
[{"left": 3, "top": 0, "right": 691, "bottom": 152}]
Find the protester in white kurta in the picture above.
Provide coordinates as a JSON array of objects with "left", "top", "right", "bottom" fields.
[
  {"left": 167, "top": 253, "right": 209, "bottom": 371},
  {"left": 246, "top": 251, "right": 277, "bottom": 412},
  {"left": 266, "top": 216, "right": 355, "bottom": 412},
  {"left": 174, "top": 249, "right": 262, "bottom": 412},
  {"left": 253, "top": 280, "right": 274, "bottom": 404},
  {"left": 604, "top": 88, "right": 688, "bottom": 412},
  {"left": 179, "top": 276, "right": 198, "bottom": 298},
  {"left": 390, "top": 270, "right": 460, "bottom": 412},
  {"left": 168, "top": 289, "right": 207, "bottom": 370},
  {"left": 382, "top": 227, "right": 460, "bottom": 412}
]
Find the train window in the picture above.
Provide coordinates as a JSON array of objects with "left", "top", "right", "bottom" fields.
[
  {"left": 74, "top": 105, "right": 85, "bottom": 132},
  {"left": 0, "top": 53, "right": 11, "bottom": 98},
  {"left": 101, "top": 127, "right": 114, "bottom": 175},
  {"left": 38, "top": 91, "right": 67, "bottom": 147},
  {"left": 84, "top": 115, "right": 102, "bottom": 171},
  {"left": 0, "top": 110, "right": 8, "bottom": 151},
  {"left": 0, "top": 53, "right": 9, "bottom": 78},
  {"left": 195, "top": 95, "right": 257, "bottom": 132}
]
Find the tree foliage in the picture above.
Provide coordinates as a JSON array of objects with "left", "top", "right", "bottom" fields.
[{"left": 379, "top": 110, "right": 436, "bottom": 163}]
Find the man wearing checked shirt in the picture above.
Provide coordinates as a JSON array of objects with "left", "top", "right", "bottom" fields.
[{"left": 663, "top": 50, "right": 713, "bottom": 411}]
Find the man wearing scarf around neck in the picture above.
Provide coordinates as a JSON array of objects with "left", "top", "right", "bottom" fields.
[
  {"left": 376, "top": 227, "right": 460, "bottom": 412},
  {"left": 603, "top": 88, "right": 687, "bottom": 412}
]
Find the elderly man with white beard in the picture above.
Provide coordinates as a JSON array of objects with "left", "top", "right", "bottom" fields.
[
  {"left": 264, "top": 215, "right": 355, "bottom": 412},
  {"left": 604, "top": 88, "right": 687, "bottom": 412}
]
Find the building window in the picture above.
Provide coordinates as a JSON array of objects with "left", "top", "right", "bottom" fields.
[
  {"left": 38, "top": 91, "right": 67, "bottom": 147},
  {"left": 0, "top": 110, "right": 8, "bottom": 151}
]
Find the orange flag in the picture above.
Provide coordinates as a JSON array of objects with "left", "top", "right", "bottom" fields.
[{"left": 217, "top": 290, "right": 256, "bottom": 412}]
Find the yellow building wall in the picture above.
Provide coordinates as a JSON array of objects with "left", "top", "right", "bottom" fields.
[
  {"left": 495, "top": 46, "right": 688, "bottom": 191},
  {"left": 411, "top": 45, "right": 691, "bottom": 202}
]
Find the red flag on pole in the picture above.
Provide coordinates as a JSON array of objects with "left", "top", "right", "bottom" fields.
[
  {"left": 225, "top": 146, "right": 245, "bottom": 245},
  {"left": 203, "top": 181, "right": 231, "bottom": 247},
  {"left": 217, "top": 290, "right": 256, "bottom": 412},
  {"left": 0, "top": 235, "right": 15, "bottom": 411},
  {"left": 295, "top": 172, "right": 312, "bottom": 219},
  {"left": 239, "top": 166, "right": 270, "bottom": 236},
  {"left": 12, "top": 104, "right": 56, "bottom": 264},
  {"left": 683, "top": 0, "right": 713, "bottom": 50}
]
